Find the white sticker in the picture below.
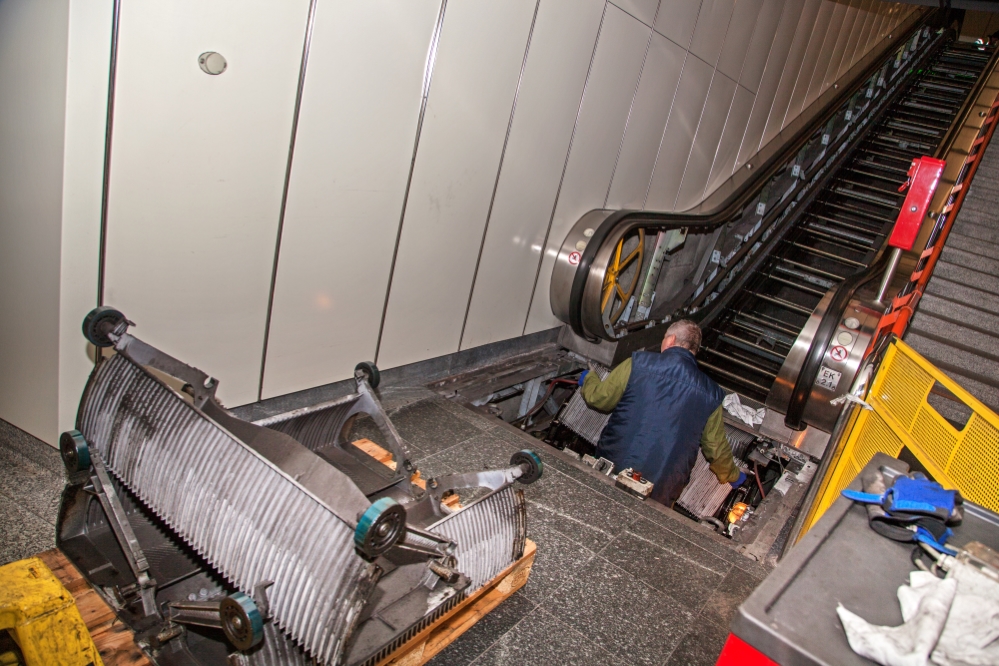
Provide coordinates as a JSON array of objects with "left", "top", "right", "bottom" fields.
[
  {"left": 711, "top": 250, "right": 721, "bottom": 264},
  {"left": 845, "top": 110, "right": 852, "bottom": 121},
  {"left": 567, "top": 251, "right": 581, "bottom": 266},
  {"left": 821, "top": 134, "right": 830, "bottom": 146},
  {"left": 756, "top": 202, "right": 766, "bottom": 216},
  {"left": 815, "top": 365, "right": 842, "bottom": 391},
  {"left": 866, "top": 88, "right": 873, "bottom": 98},
  {"left": 792, "top": 164, "right": 801, "bottom": 178}
]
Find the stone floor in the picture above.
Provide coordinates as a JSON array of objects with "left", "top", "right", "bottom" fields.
[{"left": 1, "top": 384, "right": 768, "bottom": 665}]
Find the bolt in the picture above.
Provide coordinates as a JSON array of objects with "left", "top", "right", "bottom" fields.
[
  {"left": 910, "top": 205, "right": 918, "bottom": 212},
  {"left": 231, "top": 616, "right": 243, "bottom": 629}
]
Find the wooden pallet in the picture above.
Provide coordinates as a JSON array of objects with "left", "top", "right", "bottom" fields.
[{"left": 36, "top": 549, "right": 152, "bottom": 666}]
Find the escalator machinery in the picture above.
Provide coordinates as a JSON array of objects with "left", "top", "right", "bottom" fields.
[{"left": 57, "top": 307, "right": 543, "bottom": 666}]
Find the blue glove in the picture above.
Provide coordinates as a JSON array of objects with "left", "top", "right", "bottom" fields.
[
  {"left": 731, "top": 471, "right": 746, "bottom": 488},
  {"left": 577, "top": 370, "right": 589, "bottom": 387}
]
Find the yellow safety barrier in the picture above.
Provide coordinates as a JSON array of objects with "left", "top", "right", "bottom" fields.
[
  {"left": 0, "top": 557, "right": 103, "bottom": 666},
  {"left": 803, "top": 339, "right": 999, "bottom": 532}
]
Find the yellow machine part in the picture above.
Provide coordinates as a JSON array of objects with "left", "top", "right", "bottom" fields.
[
  {"left": 802, "top": 339, "right": 999, "bottom": 533},
  {"left": 0, "top": 557, "right": 103, "bottom": 666}
]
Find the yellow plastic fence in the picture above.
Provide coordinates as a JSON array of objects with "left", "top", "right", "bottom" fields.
[{"left": 804, "top": 339, "right": 999, "bottom": 532}]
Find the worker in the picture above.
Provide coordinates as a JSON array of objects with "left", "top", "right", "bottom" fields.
[{"left": 579, "top": 319, "right": 745, "bottom": 506}]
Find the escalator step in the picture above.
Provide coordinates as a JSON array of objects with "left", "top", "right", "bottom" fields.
[{"left": 924, "top": 276, "right": 999, "bottom": 316}]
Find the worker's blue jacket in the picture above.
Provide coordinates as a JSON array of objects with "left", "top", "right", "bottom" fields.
[{"left": 597, "top": 348, "right": 725, "bottom": 506}]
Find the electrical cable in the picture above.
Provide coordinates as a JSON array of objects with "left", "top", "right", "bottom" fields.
[{"left": 753, "top": 461, "right": 767, "bottom": 499}]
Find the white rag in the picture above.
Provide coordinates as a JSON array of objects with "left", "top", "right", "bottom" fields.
[
  {"left": 837, "top": 560, "right": 999, "bottom": 666},
  {"left": 723, "top": 393, "right": 765, "bottom": 426}
]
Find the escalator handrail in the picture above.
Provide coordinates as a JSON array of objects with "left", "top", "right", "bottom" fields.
[
  {"left": 567, "top": 12, "right": 931, "bottom": 341},
  {"left": 783, "top": 37, "right": 999, "bottom": 430}
]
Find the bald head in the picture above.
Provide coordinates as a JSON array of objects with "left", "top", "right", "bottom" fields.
[{"left": 661, "top": 319, "right": 701, "bottom": 355}]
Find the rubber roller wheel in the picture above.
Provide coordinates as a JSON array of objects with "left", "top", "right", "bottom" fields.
[
  {"left": 354, "top": 361, "right": 380, "bottom": 389},
  {"left": 82, "top": 306, "right": 127, "bottom": 348},
  {"left": 59, "top": 430, "right": 91, "bottom": 473},
  {"left": 510, "top": 449, "right": 543, "bottom": 485},
  {"left": 354, "top": 497, "right": 406, "bottom": 560},
  {"left": 220, "top": 592, "right": 264, "bottom": 651}
]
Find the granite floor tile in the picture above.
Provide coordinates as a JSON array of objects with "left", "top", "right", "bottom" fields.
[
  {"left": 0, "top": 419, "right": 62, "bottom": 474},
  {"left": 544, "top": 556, "right": 695, "bottom": 666},
  {"left": 600, "top": 530, "right": 728, "bottom": 610},
  {"left": 663, "top": 615, "right": 731, "bottom": 666},
  {"left": 389, "top": 400, "right": 484, "bottom": 457},
  {"left": 0, "top": 494, "right": 56, "bottom": 566},
  {"left": 520, "top": 520, "right": 597, "bottom": 603},
  {"left": 425, "top": 591, "right": 538, "bottom": 666},
  {"left": 470, "top": 607, "right": 623, "bottom": 666},
  {"left": 432, "top": 398, "right": 503, "bottom": 432},
  {"left": 541, "top": 454, "right": 647, "bottom": 512},
  {"left": 376, "top": 386, "right": 440, "bottom": 412},
  {"left": 522, "top": 469, "right": 632, "bottom": 551},
  {"left": 0, "top": 468, "right": 62, "bottom": 525},
  {"left": 625, "top": 518, "right": 731, "bottom": 576},
  {"left": 699, "top": 566, "right": 764, "bottom": 630}
]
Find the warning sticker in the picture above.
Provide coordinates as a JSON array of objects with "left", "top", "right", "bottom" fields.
[
  {"left": 568, "top": 251, "right": 581, "bottom": 266},
  {"left": 815, "top": 365, "right": 843, "bottom": 391},
  {"left": 829, "top": 345, "right": 849, "bottom": 363}
]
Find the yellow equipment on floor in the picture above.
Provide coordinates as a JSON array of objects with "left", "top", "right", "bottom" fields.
[{"left": 0, "top": 557, "right": 103, "bottom": 666}]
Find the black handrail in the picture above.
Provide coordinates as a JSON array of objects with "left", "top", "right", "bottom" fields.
[{"left": 567, "top": 12, "right": 931, "bottom": 342}]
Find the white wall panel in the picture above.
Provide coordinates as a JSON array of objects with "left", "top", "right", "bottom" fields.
[
  {"left": 612, "top": 0, "right": 660, "bottom": 26},
  {"left": 0, "top": 0, "right": 68, "bottom": 444},
  {"left": 605, "top": 32, "right": 686, "bottom": 209},
  {"left": 644, "top": 54, "right": 714, "bottom": 211},
  {"left": 460, "top": 0, "right": 604, "bottom": 351},
  {"left": 676, "top": 72, "right": 737, "bottom": 210},
  {"left": 822, "top": 1, "right": 860, "bottom": 90},
  {"left": 524, "top": 5, "right": 651, "bottom": 333},
  {"left": 656, "top": 0, "right": 702, "bottom": 49},
  {"left": 377, "top": 0, "right": 537, "bottom": 369},
  {"left": 783, "top": 0, "right": 833, "bottom": 127},
  {"left": 736, "top": 0, "right": 803, "bottom": 166},
  {"left": 738, "top": 0, "right": 787, "bottom": 94},
  {"left": 761, "top": 0, "right": 821, "bottom": 147},
  {"left": 104, "top": 0, "right": 309, "bottom": 407},
  {"left": 58, "top": 0, "right": 113, "bottom": 435},
  {"left": 261, "top": 0, "right": 441, "bottom": 398},
  {"left": 689, "top": 0, "right": 735, "bottom": 67},
  {"left": 804, "top": 1, "right": 847, "bottom": 111},
  {"left": 704, "top": 84, "right": 755, "bottom": 195},
  {"left": 716, "top": 0, "right": 765, "bottom": 82}
]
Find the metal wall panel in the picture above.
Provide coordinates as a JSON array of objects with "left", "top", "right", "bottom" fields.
[
  {"left": 739, "top": 0, "right": 787, "bottom": 94},
  {"left": 717, "top": 0, "right": 765, "bottom": 82},
  {"left": 524, "top": 4, "right": 651, "bottom": 334},
  {"left": 261, "top": 0, "right": 442, "bottom": 399},
  {"left": 840, "top": 0, "right": 872, "bottom": 78},
  {"left": 612, "top": 0, "right": 660, "bottom": 26},
  {"left": 783, "top": 0, "right": 834, "bottom": 127},
  {"left": 377, "top": 0, "right": 537, "bottom": 369},
  {"left": 704, "top": 84, "right": 756, "bottom": 195},
  {"left": 460, "top": 0, "right": 604, "bottom": 351},
  {"left": 644, "top": 54, "right": 714, "bottom": 211},
  {"left": 761, "top": 0, "right": 821, "bottom": 147},
  {"left": 676, "top": 72, "right": 738, "bottom": 210},
  {"left": 103, "top": 0, "right": 310, "bottom": 407},
  {"left": 804, "top": 1, "right": 848, "bottom": 111},
  {"left": 655, "top": 0, "right": 702, "bottom": 49},
  {"left": 822, "top": 1, "right": 860, "bottom": 91},
  {"left": 736, "top": 0, "right": 803, "bottom": 166},
  {"left": 689, "top": 0, "right": 735, "bottom": 68},
  {"left": 605, "top": 32, "right": 686, "bottom": 209}
]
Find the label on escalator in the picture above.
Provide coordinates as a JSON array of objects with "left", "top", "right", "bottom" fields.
[{"left": 815, "top": 365, "right": 842, "bottom": 392}]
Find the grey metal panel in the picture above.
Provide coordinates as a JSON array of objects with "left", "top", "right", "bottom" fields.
[
  {"left": 739, "top": 0, "right": 787, "bottom": 94},
  {"left": 605, "top": 31, "right": 686, "bottom": 209},
  {"left": 804, "top": 0, "right": 848, "bottom": 111},
  {"left": 612, "top": 0, "right": 660, "bottom": 26},
  {"left": 655, "top": 0, "right": 703, "bottom": 49},
  {"left": 704, "top": 84, "right": 756, "bottom": 197},
  {"left": 261, "top": 0, "right": 441, "bottom": 399},
  {"left": 460, "top": 0, "right": 605, "bottom": 351},
  {"left": 761, "top": 0, "right": 821, "bottom": 147},
  {"left": 377, "top": 0, "right": 538, "bottom": 370},
  {"left": 717, "top": 0, "right": 765, "bottom": 82},
  {"left": 735, "top": 0, "right": 804, "bottom": 165},
  {"left": 783, "top": 0, "right": 834, "bottom": 127},
  {"left": 689, "top": 0, "right": 736, "bottom": 67},
  {"left": 676, "top": 71, "right": 738, "bottom": 210},
  {"left": 839, "top": 0, "right": 873, "bottom": 78},
  {"left": 525, "top": 4, "right": 651, "bottom": 333},
  {"left": 644, "top": 53, "right": 714, "bottom": 211},
  {"left": 855, "top": 0, "right": 879, "bottom": 63},
  {"left": 822, "top": 0, "right": 860, "bottom": 91}
]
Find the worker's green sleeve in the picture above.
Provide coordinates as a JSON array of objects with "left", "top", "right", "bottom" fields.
[
  {"left": 700, "top": 405, "right": 741, "bottom": 484},
  {"left": 580, "top": 358, "right": 632, "bottom": 412}
]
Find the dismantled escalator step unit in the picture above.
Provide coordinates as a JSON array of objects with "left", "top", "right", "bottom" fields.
[{"left": 58, "top": 307, "right": 542, "bottom": 666}]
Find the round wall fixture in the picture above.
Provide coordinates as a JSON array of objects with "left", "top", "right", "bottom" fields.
[{"left": 199, "top": 52, "right": 227, "bottom": 75}]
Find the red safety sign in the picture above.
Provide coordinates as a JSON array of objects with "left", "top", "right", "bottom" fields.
[
  {"left": 889, "top": 156, "right": 946, "bottom": 251},
  {"left": 568, "top": 251, "right": 581, "bottom": 266},
  {"left": 829, "top": 345, "right": 849, "bottom": 362}
]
